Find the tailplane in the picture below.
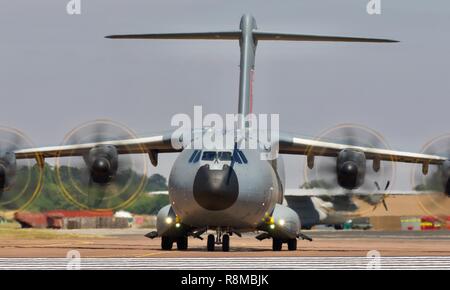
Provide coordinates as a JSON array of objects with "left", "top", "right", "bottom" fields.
[{"left": 106, "top": 14, "right": 398, "bottom": 128}]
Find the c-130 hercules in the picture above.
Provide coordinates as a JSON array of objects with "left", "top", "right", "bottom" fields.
[{"left": 7, "top": 14, "right": 450, "bottom": 251}]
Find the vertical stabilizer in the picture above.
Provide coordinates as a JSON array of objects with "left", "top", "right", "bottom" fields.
[{"left": 237, "top": 14, "right": 258, "bottom": 127}]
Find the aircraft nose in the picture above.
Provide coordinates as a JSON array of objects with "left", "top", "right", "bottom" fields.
[{"left": 193, "top": 164, "right": 239, "bottom": 211}]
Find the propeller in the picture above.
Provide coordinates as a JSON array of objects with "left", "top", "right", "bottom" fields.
[
  {"left": 373, "top": 180, "right": 390, "bottom": 211},
  {"left": 55, "top": 120, "right": 148, "bottom": 210},
  {"left": 411, "top": 134, "right": 450, "bottom": 220},
  {"left": 304, "top": 124, "right": 394, "bottom": 215},
  {"left": 0, "top": 126, "right": 44, "bottom": 211}
]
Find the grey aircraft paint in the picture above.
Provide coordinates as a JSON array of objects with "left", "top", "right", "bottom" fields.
[
  {"left": 169, "top": 146, "right": 281, "bottom": 230},
  {"left": 237, "top": 14, "right": 257, "bottom": 120},
  {"left": 103, "top": 14, "right": 399, "bottom": 250}
]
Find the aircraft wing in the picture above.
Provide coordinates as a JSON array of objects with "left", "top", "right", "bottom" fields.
[
  {"left": 284, "top": 188, "right": 435, "bottom": 197},
  {"left": 279, "top": 133, "right": 447, "bottom": 166},
  {"left": 13, "top": 132, "right": 181, "bottom": 166}
]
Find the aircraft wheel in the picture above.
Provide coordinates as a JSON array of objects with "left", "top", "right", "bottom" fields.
[
  {"left": 287, "top": 239, "right": 297, "bottom": 251},
  {"left": 207, "top": 234, "right": 215, "bottom": 251},
  {"left": 161, "top": 236, "right": 173, "bottom": 250},
  {"left": 222, "top": 234, "right": 230, "bottom": 252},
  {"left": 177, "top": 236, "right": 188, "bottom": 250},
  {"left": 272, "top": 238, "right": 283, "bottom": 251}
]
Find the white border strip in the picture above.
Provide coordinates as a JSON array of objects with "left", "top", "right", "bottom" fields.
[{"left": 0, "top": 257, "right": 450, "bottom": 270}]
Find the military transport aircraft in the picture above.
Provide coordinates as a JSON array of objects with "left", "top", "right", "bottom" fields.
[{"left": 3, "top": 14, "right": 450, "bottom": 251}]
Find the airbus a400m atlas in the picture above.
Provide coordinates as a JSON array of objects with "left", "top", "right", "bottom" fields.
[{"left": 2, "top": 14, "right": 449, "bottom": 251}]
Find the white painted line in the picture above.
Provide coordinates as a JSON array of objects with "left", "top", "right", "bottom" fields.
[{"left": 0, "top": 257, "right": 450, "bottom": 270}]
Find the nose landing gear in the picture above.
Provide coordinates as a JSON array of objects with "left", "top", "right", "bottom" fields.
[{"left": 207, "top": 229, "right": 231, "bottom": 252}]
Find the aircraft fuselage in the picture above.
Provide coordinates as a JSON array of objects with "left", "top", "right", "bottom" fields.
[{"left": 168, "top": 147, "right": 283, "bottom": 230}]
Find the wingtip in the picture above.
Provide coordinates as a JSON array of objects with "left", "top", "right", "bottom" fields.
[
  {"left": 368, "top": 38, "right": 399, "bottom": 43},
  {"left": 105, "top": 35, "right": 124, "bottom": 39},
  {"left": 381, "top": 38, "right": 399, "bottom": 43},
  {"left": 369, "top": 38, "right": 399, "bottom": 43}
]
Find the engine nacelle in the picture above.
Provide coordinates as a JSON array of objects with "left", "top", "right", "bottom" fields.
[
  {"left": 336, "top": 149, "right": 366, "bottom": 190},
  {"left": 156, "top": 204, "right": 176, "bottom": 236},
  {"left": 87, "top": 145, "right": 118, "bottom": 184},
  {"left": 0, "top": 152, "right": 16, "bottom": 190},
  {"left": 258, "top": 204, "right": 300, "bottom": 241},
  {"left": 156, "top": 204, "right": 188, "bottom": 238}
]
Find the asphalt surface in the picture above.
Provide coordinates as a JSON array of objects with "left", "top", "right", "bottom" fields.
[{"left": 1, "top": 228, "right": 450, "bottom": 258}]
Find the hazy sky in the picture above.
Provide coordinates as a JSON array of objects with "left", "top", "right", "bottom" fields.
[{"left": 1, "top": 0, "right": 449, "bottom": 189}]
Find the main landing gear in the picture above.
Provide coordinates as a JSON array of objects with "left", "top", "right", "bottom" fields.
[
  {"left": 161, "top": 236, "right": 189, "bottom": 251},
  {"left": 272, "top": 238, "right": 297, "bottom": 251},
  {"left": 271, "top": 233, "right": 312, "bottom": 251},
  {"left": 207, "top": 229, "right": 230, "bottom": 252}
]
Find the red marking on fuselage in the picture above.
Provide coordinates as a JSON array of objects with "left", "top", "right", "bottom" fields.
[{"left": 249, "top": 69, "right": 254, "bottom": 113}]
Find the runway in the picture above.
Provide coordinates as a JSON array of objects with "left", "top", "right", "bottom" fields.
[
  {"left": 1, "top": 229, "right": 450, "bottom": 261},
  {"left": 1, "top": 256, "right": 450, "bottom": 270}
]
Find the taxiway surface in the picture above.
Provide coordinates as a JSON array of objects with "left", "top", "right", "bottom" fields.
[{"left": 0, "top": 229, "right": 449, "bottom": 258}]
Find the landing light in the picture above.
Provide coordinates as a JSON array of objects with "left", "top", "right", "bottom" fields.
[
  {"left": 175, "top": 223, "right": 181, "bottom": 228},
  {"left": 278, "top": 219, "right": 285, "bottom": 226},
  {"left": 269, "top": 224, "right": 275, "bottom": 230},
  {"left": 165, "top": 217, "right": 173, "bottom": 224}
]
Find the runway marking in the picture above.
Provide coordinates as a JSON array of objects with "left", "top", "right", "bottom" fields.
[
  {"left": 134, "top": 252, "right": 165, "bottom": 258},
  {"left": 1, "top": 256, "right": 450, "bottom": 270}
]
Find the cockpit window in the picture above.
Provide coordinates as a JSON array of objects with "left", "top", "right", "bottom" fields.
[
  {"left": 218, "top": 151, "right": 232, "bottom": 161},
  {"left": 189, "top": 150, "right": 202, "bottom": 163},
  {"left": 202, "top": 151, "right": 217, "bottom": 161},
  {"left": 232, "top": 150, "right": 242, "bottom": 164},
  {"left": 199, "top": 150, "right": 246, "bottom": 163},
  {"left": 189, "top": 150, "right": 198, "bottom": 163},
  {"left": 237, "top": 150, "right": 248, "bottom": 164},
  {"left": 193, "top": 150, "right": 202, "bottom": 162}
]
